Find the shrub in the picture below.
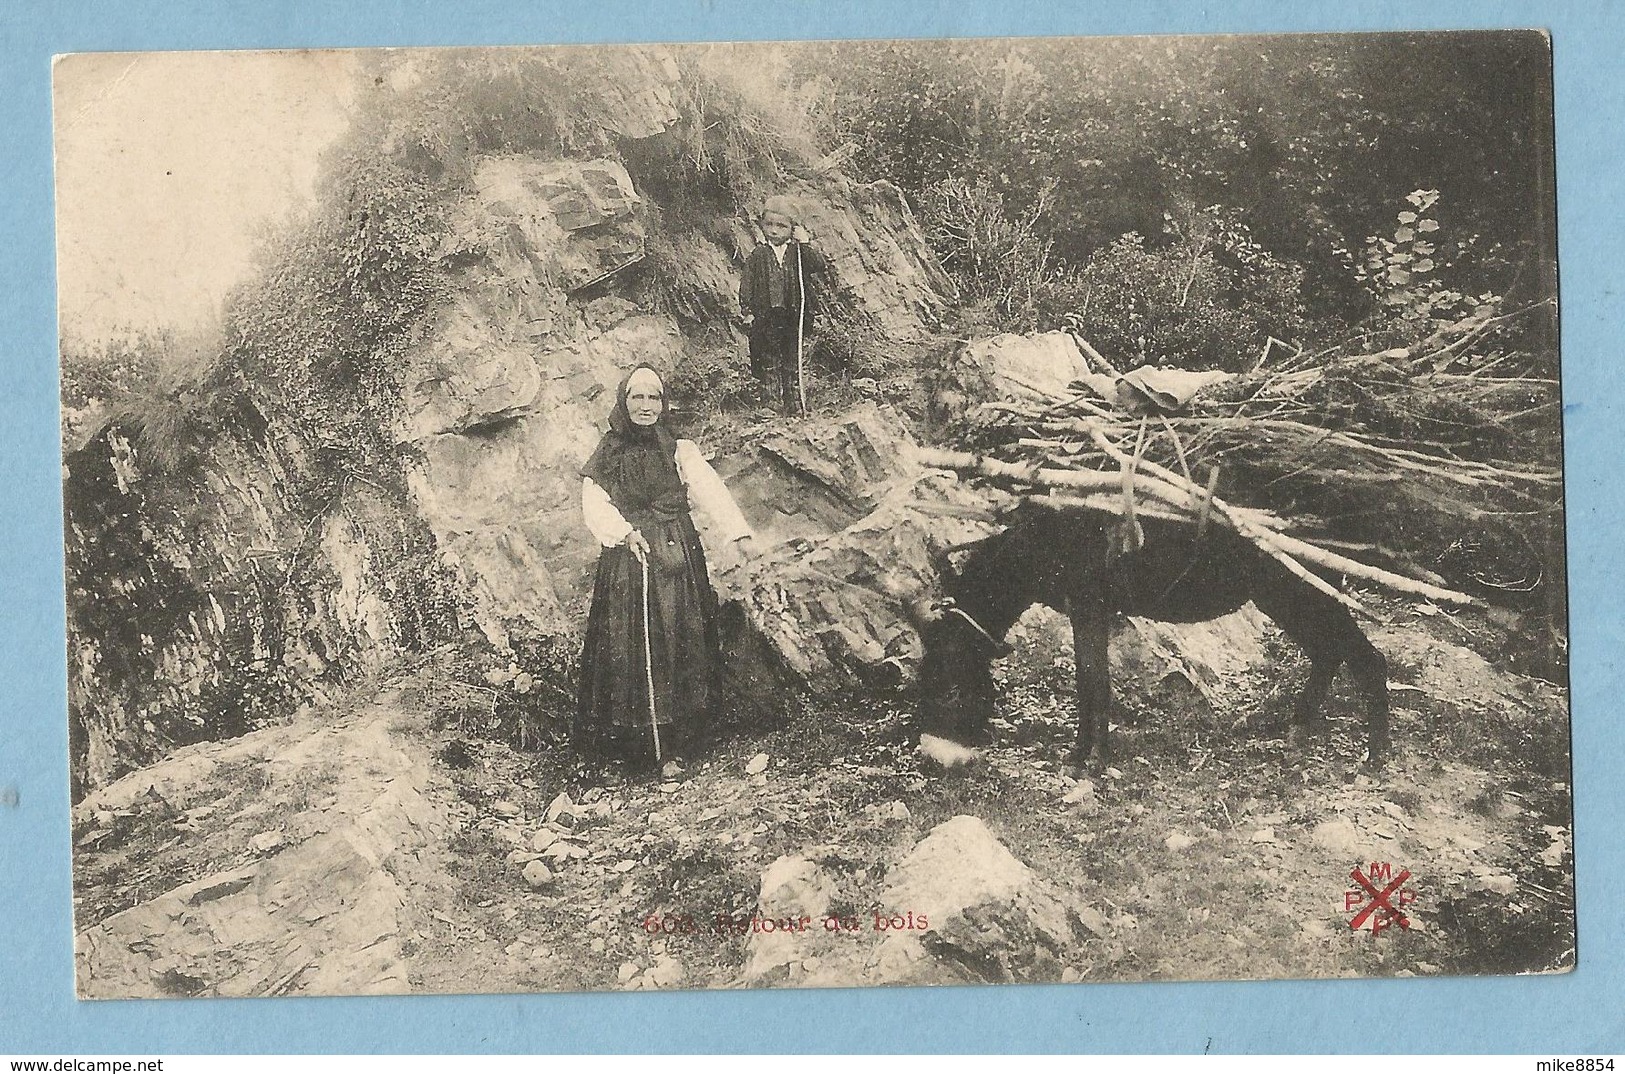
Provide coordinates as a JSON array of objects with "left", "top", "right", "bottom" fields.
[
  {"left": 1352, "top": 189, "right": 1504, "bottom": 342},
  {"left": 918, "top": 176, "right": 1060, "bottom": 329},
  {"left": 1065, "top": 216, "right": 1316, "bottom": 372}
]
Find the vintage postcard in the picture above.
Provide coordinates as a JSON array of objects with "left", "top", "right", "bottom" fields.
[{"left": 57, "top": 32, "right": 1570, "bottom": 998}]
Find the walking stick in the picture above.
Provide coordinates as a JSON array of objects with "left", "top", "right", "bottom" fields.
[
  {"left": 639, "top": 554, "right": 662, "bottom": 763},
  {"left": 794, "top": 241, "right": 807, "bottom": 416}
]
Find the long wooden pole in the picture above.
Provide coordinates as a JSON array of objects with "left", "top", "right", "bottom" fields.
[
  {"left": 917, "top": 447, "right": 1126, "bottom": 495},
  {"left": 794, "top": 242, "right": 808, "bottom": 416},
  {"left": 917, "top": 443, "right": 1476, "bottom": 609},
  {"left": 640, "top": 556, "right": 662, "bottom": 763},
  {"left": 1074, "top": 422, "right": 1485, "bottom": 607}
]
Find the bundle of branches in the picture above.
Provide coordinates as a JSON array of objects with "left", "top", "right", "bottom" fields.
[{"left": 925, "top": 301, "right": 1564, "bottom": 609}]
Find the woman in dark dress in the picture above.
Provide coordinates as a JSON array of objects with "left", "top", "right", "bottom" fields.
[{"left": 576, "top": 365, "right": 755, "bottom": 770}]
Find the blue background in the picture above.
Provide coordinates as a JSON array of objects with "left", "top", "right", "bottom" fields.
[{"left": 2, "top": 0, "right": 1620, "bottom": 1054}]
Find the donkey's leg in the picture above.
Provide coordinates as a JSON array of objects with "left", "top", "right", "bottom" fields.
[
  {"left": 1343, "top": 634, "right": 1391, "bottom": 765},
  {"left": 1069, "top": 598, "right": 1114, "bottom": 772},
  {"left": 1308, "top": 618, "right": 1391, "bottom": 764},
  {"left": 1294, "top": 659, "right": 1338, "bottom": 727},
  {"left": 1285, "top": 657, "right": 1339, "bottom": 751},
  {"left": 1252, "top": 584, "right": 1346, "bottom": 744},
  {"left": 1258, "top": 583, "right": 1391, "bottom": 763}
]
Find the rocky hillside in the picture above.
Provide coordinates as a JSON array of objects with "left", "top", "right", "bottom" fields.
[{"left": 64, "top": 44, "right": 957, "bottom": 797}]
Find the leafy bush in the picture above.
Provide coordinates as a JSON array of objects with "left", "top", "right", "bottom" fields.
[
  {"left": 60, "top": 328, "right": 226, "bottom": 470},
  {"left": 917, "top": 176, "right": 1059, "bottom": 329},
  {"left": 441, "top": 635, "right": 580, "bottom": 752},
  {"left": 61, "top": 334, "right": 161, "bottom": 417},
  {"left": 1065, "top": 217, "right": 1316, "bottom": 371},
  {"left": 1351, "top": 189, "right": 1508, "bottom": 340}
]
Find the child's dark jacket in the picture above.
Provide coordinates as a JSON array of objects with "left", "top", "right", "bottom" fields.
[{"left": 738, "top": 241, "right": 829, "bottom": 321}]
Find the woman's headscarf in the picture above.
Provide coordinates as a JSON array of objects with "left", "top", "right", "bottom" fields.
[{"left": 580, "top": 364, "right": 688, "bottom": 521}]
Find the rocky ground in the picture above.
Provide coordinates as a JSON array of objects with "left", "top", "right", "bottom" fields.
[{"left": 71, "top": 590, "right": 1573, "bottom": 997}]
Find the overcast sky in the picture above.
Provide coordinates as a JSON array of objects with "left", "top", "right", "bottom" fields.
[{"left": 53, "top": 50, "right": 358, "bottom": 343}]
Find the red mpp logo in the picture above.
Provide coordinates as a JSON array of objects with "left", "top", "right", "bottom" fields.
[{"left": 1345, "top": 862, "right": 1416, "bottom": 933}]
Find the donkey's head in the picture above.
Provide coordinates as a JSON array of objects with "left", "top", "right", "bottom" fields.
[{"left": 911, "top": 549, "right": 1013, "bottom": 746}]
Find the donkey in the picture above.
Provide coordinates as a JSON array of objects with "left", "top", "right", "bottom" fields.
[{"left": 914, "top": 503, "right": 1390, "bottom": 769}]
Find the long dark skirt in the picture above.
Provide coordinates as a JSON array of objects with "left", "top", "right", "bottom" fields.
[{"left": 575, "top": 514, "right": 722, "bottom": 767}]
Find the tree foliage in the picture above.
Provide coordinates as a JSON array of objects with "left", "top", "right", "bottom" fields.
[{"left": 795, "top": 32, "right": 1556, "bottom": 357}]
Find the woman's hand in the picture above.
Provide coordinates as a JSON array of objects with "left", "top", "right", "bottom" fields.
[
  {"left": 625, "top": 529, "right": 651, "bottom": 566},
  {"left": 791, "top": 224, "right": 811, "bottom": 244}
]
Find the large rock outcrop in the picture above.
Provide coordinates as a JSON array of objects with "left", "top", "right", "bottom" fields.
[
  {"left": 723, "top": 407, "right": 1001, "bottom": 683},
  {"left": 64, "top": 405, "right": 451, "bottom": 795},
  {"left": 72, "top": 693, "right": 446, "bottom": 998},
  {"left": 396, "top": 149, "right": 953, "bottom": 654}
]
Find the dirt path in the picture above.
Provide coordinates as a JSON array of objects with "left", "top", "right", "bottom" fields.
[{"left": 402, "top": 603, "right": 1572, "bottom": 991}]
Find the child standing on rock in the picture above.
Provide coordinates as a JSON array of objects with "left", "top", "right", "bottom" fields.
[{"left": 738, "top": 195, "right": 828, "bottom": 415}]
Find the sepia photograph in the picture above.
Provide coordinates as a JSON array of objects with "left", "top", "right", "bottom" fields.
[{"left": 56, "top": 32, "right": 1570, "bottom": 999}]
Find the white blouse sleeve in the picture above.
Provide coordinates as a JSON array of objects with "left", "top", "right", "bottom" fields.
[
  {"left": 582, "top": 477, "right": 634, "bottom": 547},
  {"left": 675, "top": 440, "right": 753, "bottom": 544}
]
